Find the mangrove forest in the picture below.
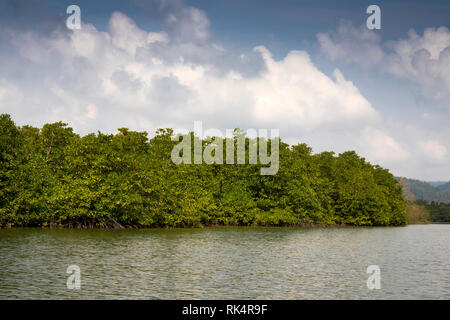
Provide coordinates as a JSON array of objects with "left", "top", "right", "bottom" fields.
[{"left": 0, "top": 114, "right": 407, "bottom": 228}]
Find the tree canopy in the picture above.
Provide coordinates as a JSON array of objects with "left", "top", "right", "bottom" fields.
[{"left": 0, "top": 114, "right": 407, "bottom": 228}]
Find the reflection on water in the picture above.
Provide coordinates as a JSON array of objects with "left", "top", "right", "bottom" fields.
[{"left": 0, "top": 225, "right": 449, "bottom": 299}]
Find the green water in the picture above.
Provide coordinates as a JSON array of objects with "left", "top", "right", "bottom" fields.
[{"left": 0, "top": 225, "right": 449, "bottom": 299}]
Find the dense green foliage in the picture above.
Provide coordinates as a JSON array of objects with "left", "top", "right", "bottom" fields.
[
  {"left": 0, "top": 114, "right": 407, "bottom": 228},
  {"left": 416, "top": 200, "right": 450, "bottom": 223},
  {"left": 400, "top": 177, "right": 450, "bottom": 204}
]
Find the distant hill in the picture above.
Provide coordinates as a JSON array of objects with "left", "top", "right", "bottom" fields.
[
  {"left": 437, "top": 181, "right": 450, "bottom": 191},
  {"left": 397, "top": 178, "right": 416, "bottom": 202},
  {"left": 397, "top": 178, "right": 430, "bottom": 223},
  {"left": 397, "top": 178, "right": 450, "bottom": 222},
  {"left": 428, "top": 181, "right": 447, "bottom": 187},
  {"left": 397, "top": 177, "right": 450, "bottom": 204}
]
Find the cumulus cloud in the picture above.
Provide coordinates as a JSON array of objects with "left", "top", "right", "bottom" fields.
[
  {"left": 360, "top": 127, "right": 409, "bottom": 163},
  {"left": 419, "top": 140, "right": 448, "bottom": 162},
  {"left": 0, "top": 11, "right": 377, "bottom": 136},
  {"left": 317, "top": 21, "right": 384, "bottom": 67},
  {"left": 316, "top": 20, "right": 450, "bottom": 179},
  {"left": 318, "top": 21, "right": 450, "bottom": 109},
  {"left": 0, "top": 2, "right": 448, "bottom": 180},
  {"left": 385, "top": 27, "right": 450, "bottom": 105}
]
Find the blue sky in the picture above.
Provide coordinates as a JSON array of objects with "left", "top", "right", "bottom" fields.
[{"left": 0, "top": 0, "right": 449, "bottom": 180}]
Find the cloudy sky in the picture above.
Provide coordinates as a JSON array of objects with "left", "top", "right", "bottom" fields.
[{"left": 0, "top": 0, "right": 449, "bottom": 180}]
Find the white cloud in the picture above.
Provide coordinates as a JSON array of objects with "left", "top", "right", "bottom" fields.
[
  {"left": 317, "top": 20, "right": 384, "bottom": 67},
  {"left": 241, "top": 46, "right": 377, "bottom": 129},
  {"left": 109, "top": 12, "right": 169, "bottom": 56},
  {"left": 316, "top": 21, "right": 450, "bottom": 179},
  {"left": 0, "top": 6, "right": 448, "bottom": 180},
  {"left": 386, "top": 27, "right": 450, "bottom": 105},
  {"left": 0, "top": 11, "right": 377, "bottom": 136},
  {"left": 318, "top": 21, "right": 450, "bottom": 109},
  {"left": 419, "top": 140, "right": 448, "bottom": 162},
  {"left": 86, "top": 104, "right": 97, "bottom": 119},
  {"left": 0, "top": 79, "right": 23, "bottom": 108},
  {"left": 360, "top": 127, "right": 409, "bottom": 163}
]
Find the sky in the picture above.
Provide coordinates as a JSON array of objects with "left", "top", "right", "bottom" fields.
[{"left": 0, "top": 0, "right": 449, "bottom": 181}]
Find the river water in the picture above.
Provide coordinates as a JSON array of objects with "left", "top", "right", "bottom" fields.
[{"left": 0, "top": 225, "right": 449, "bottom": 299}]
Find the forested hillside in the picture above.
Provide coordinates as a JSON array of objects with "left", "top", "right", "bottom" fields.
[
  {"left": 0, "top": 114, "right": 407, "bottom": 228},
  {"left": 398, "top": 178, "right": 450, "bottom": 203},
  {"left": 397, "top": 178, "right": 430, "bottom": 224},
  {"left": 397, "top": 178, "right": 450, "bottom": 223},
  {"left": 437, "top": 181, "right": 450, "bottom": 191}
]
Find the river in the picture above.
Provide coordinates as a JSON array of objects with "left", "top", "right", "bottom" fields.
[{"left": 0, "top": 225, "right": 449, "bottom": 299}]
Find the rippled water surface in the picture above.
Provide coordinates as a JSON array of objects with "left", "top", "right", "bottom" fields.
[{"left": 0, "top": 225, "right": 449, "bottom": 299}]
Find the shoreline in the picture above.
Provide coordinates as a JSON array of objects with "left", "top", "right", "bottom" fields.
[{"left": 0, "top": 222, "right": 413, "bottom": 230}]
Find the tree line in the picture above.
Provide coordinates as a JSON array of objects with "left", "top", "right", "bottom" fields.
[
  {"left": 400, "top": 177, "right": 450, "bottom": 203},
  {"left": 415, "top": 200, "right": 450, "bottom": 223},
  {"left": 0, "top": 114, "right": 407, "bottom": 228}
]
